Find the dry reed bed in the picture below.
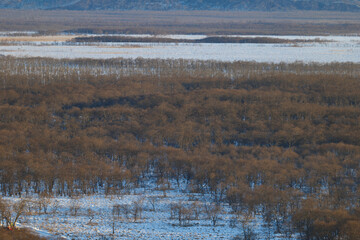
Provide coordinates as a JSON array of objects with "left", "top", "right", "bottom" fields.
[
  {"left": 72, "top": 36, "right": 329, "bottom": 44},
  {"left": 1, "top": 56, "right": 360, "bottom": 88}
]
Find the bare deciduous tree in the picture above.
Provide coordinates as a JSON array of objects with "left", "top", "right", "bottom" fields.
[
  {"left": 69, "top": 197, "right": 81, "bottom": 217},
  {"left": 170, "top": 201, "right": 195, "bottom": 226},
  {"left": 0, "top": 198, "right": 28, "bottom": 229},
  {"left": 204, "top": 202, "right": 222, "bottom": 227},
  {"left": 148, "top": 196, "right": 158, "bottom": 212},
  {"left": 132, "top": 198, "right": 144, "bottom": 222},
  {"left": 236, "top": 209, "right": 257, "bottom": 240}
]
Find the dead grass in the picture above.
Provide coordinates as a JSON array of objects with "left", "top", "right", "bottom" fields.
[
  {"left": 0, "top": 35, "right": 80, "bottom": 42},
  {"left": 0, "top": 227, "right": 46, "bottom": 240},
  {"left": 96, "top": 45, "right": 151, "bottom": 48}
]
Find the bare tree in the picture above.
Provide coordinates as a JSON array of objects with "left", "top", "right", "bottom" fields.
[
  {"left": 0, "top": 198, "right": 28, "bottom": 229},
  {"left": 236, "top": 209, "right": 257, "bottom": 240},
  {"left": 113, "top": 203, "right": 131, "bottom": 221},
  {"left": 170, "top": 201, "right": 194, "bottom": 226},
  {"left": 112, "top": 204, "right": 122, "bottom": 220},
  {"left": 132, "top": 198, "right": 144, "bottom": 222},
  {"left": 204, "top": 202, "right": 222, "bottom": 227},
  {"left": 191, "top": 201, "right": 202, "bottom": 220},
  {"left": 52, "top": 200, "right": 60, "bottom": 214},
  {"left": 111, "top": 205, "right": 117, "bottom": 235},
  {"left": 170, "top": 202, "right": 185, "bottom": 226},
  {"left": 87, "top": 208, "right": 95, "bottom": 223},
  {"left": 69, "top": 197, "right": 81, "bottom": 217},
  {"left": 35, "top": 193, "right": 52, "bottom": 214},
  {"left": 148, "top": 196, "right": 158, "bottom": 212}
]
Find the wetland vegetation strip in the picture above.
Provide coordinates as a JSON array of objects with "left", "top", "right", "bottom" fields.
[{"left": 72, "top": 36, "right": 328, "bottom": 44}]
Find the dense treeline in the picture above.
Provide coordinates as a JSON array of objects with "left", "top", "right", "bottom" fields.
[{"left": 0, "top": 58, "right": 360, "bottom": 239}]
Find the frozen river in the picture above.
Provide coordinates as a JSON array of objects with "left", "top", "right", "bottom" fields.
[{"left": 0, "top": 34, "right": 359, "bottom": 63}]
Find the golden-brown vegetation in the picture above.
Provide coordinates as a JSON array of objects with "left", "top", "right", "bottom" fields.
[
  {"left": 0, "top": 227, "right": 46, "bottom": 240},
  {"left": 0, "top": 57, "right": 360, "bottom": 238}
]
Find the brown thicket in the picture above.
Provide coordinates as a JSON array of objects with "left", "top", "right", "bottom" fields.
[{"left": 0, "top": 57, "right": 359, "bottom": 238}]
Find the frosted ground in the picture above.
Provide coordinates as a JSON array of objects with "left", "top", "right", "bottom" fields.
[
  {"left": 0, "top": 33, "right": 359, "bottom": 63},
  {"left": 5, "top": 179, "right": 294, "bottom": 240}
]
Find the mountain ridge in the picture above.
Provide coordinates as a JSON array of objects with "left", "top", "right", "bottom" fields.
[{"left": 0, "top": 0, "right": 360, "bottom": 11}]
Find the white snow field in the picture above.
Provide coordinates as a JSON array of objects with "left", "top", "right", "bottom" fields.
[
  {"left": 0, "top": 34, "right": 359, "bottom": 63},
  {"left": 4, "top": 179, "right": 296, "bottom": 240}
]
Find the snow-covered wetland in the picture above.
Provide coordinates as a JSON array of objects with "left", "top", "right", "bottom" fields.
[
  {"left": 1, "top": 32, "right": 360, "bottom": 240},
  {"left": 0, "top": 33, "right": 359, "bottom": 63},
  {"left": 4, "top": 179, "right": 287, "bottom": 240}
]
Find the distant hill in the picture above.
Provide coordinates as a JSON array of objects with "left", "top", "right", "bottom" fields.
[{"left": 0, "top": 0, "right": 360, "bottom": 11}]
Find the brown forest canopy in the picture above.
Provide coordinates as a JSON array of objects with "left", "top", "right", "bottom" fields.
[{"left": 0, "top": 57, "right": 360, "bottom": 238}]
